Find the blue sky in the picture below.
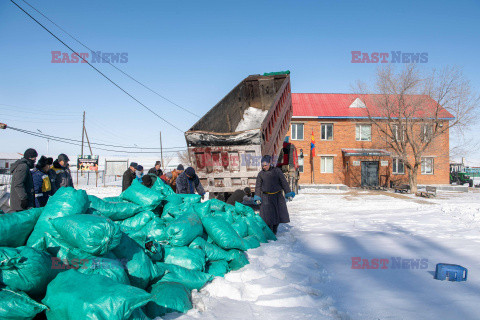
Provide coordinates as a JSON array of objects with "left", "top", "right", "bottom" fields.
[{"left": 0, "top": 0, "right": 479, "bottom": 160}]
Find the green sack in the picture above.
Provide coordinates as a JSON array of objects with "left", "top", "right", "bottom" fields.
[
  {"left": 27, "top": 187, "right": 89, "bottom": 250},
  {"left": 201, "top": 217, "right": 247, "bottom": 251},
  {"left": 0, "top": 288, "right": 47, "bottom": 320},
  {"left": 234, "top": 202, "right": 256, "bottom": 217},
  {"left": 103, "top": 196, "right": 129, "bottom": 203},
  {"left": 245, "top": 216, "right": 268, "bottom": 243},
  {"left": 78, "top": 253, "right": 130, "bottom": 285},
  {"left": 231, "top": 220, "right": 248, "bottom": 238},
  {"left": 120, "top": 179, "right": 165, "bottom": 210},
  {"left": 51, "top": 214, "right": 122, "bottom": 255},
  {"left": 207, "top": 198, "right": 225, "bottom": 211},
  {"left": 0, "top": 208, "right": 42, "bottom": 247},
  {"left": 144, "top": 241, "right": 164, "bottom": 262},
  {"left": 243, "top": 235, "right": 261, "bottom": 250},
  {"left": 145, "top": 281, "right": 192, "bottom": 317},
  {"left": 189, "top": 237, "right": 234, "bottom": 262},
  {"left": 152, "top": 262, "right": 213, "bottom": 291},
  {"left": 178, "top": 194, "right": 201, "bottom": 204},
  {"left": 165, "top": 194, "right": 183, "bottom": 205},
  {"left": 42, "top": 269, "right": 152, "bottom": 320},
  {"left": 46, "top": 234, "right": 94, "bottom": 263},
  {"left": 118, "top": 211, "right": 157, "bottom": 230},
  {"left": 163, "top": 246, "right": 206, "bottom": 271},
  {"left": 128, "top": 308, "right": 151, "bottom": 320},
  {"left": 253, "top": 214, "right": 277, "bottom": 241},
  {"left": 192, "top": 201, "right": 211, "bottom": 218},
  {"left": 165, "top": 211, "right": 203, "bottom": 247},
  {"left": 143, "top": 218, "right": 168, "bottom": 243},
  {"left": 206, "top": 260, "right": 229, "bottom": 277},
  {"left": 162, "top": 202, "right": 191, "bottom": 220},
  {"left": 151, "top": 178, "right": 175, "bottom": 196},
  {"left": 0, "top": 247, "right": 55, "bottom": 297},
  {"left": 112, "top": 232, "right": 155, "bottom": 289},
  {"left": 210, "top": 210, "right": 235, "bottom": 224},
  {"left": 88, "top": 195, "right": 143, "bottom": 220},
  {"left": 228, "top": 250, "right": 249, "bottom": 271}
]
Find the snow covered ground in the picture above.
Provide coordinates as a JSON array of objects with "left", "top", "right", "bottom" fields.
[{"left": 83, "top": 186, "right": 480, "bottom": 320}]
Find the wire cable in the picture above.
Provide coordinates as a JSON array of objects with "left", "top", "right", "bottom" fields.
[
  {"left": 10, "top": 0, "right": 185, "bottom": 133},
  {"left": 20, "top": 0, "right": 200, "bottom": 118}
]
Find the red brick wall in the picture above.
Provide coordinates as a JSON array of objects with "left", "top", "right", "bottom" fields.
[{"left": 288, "top": 118, "right": 450, "bottom": 186}]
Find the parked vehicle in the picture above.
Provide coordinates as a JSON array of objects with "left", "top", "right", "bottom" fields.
[
  {"left": 450, "top": 163, "right": 473, "bottom": 187},
  {"left": 185, "top": 72, "right": 298, "bottom": 199}
]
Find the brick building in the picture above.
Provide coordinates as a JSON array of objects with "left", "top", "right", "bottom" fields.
[{"left": 287, "top": 94, "right": 453, "bottom": 187}]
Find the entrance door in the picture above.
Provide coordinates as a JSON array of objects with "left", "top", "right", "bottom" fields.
[{"left": 361, "top": 161, "right": 379, "bottom": 187}]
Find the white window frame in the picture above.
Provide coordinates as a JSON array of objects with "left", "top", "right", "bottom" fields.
[
  {"left": 356, "top": 124, "right": 372, "bottom": 141},
  {"left": 321, "top": 123, "right": 334, "bottom": 141},
  {"left": 392, "top": 124, "right": 405, "bottom": 142},
  {"left": 320, "top": 156, "right": 334, "bottom": 173},
  {"left": 421, "top": 157, "right": 434, "bottom": 174},
  {"left": 421, "top": 124, "right": 433, "bottom": 142},
  {"left": 392, "top": 158, "right": 405, "bottom": 174},
  {"left": 291, "top": 123, "right": 304, "bottom": 141}
]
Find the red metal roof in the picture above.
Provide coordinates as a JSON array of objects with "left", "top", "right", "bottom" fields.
[{"left": 292, "top": 93, "right": 455, "bottom": 119}]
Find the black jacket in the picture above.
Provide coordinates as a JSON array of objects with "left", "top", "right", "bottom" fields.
[
  {"left": 226, "top": 189, "right": 246, "bottom": 205},
  {"left": 10, "top": 158, "right": 35, "bottom": 211},
  {"left": 148, "top": 167, "right": 163, "bottom": 177},
  {"left": 47, "top": 168, "right": 57, "bottom": 195},
  {"left": 176, "top": 171, "right": 205, "bottom": 195},
  {"left": 52, "top": 160, "right": 73, "bottom": 189},
  {"left": 122, "top": 168, "right": 136, "bottom": 191}
]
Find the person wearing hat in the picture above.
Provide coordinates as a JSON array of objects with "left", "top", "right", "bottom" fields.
[
  {"left": 227, "top": 187, "right": 254, "bottom": 206},
  {"left": 122, "top": 162, "right": 138, "bottom": 191},
  {"left": 254, "top": 155, "right": 295, "bottom": 235},
  {"left": 176, "top": 166, "right": 205, "bottom": 198},
  {"left": 147, "top": 161, "right": 163, "bottom": 178},
  {"left": 136, "top": 165, "right": 145, "bottom": 182},
  {"left": 52, "top": 154, "right": 74, "bottom": 190},
  {"left": 170, "top": 164, "right": 184, "bottom": 192},
  {"left": 32, "top": 156, "right": 52, "bottom": 207},
  {"left": 141, "top": 174, "right": 154, "bottom": 188},
  {"left": 10, "top": 148, "right": 37, "bottom": 211},
  {"left": 46, "top": 157, "right": 57, "bottom": 195},
  {"left": 159, "top": 171, "right": 174, "bottom": 187}
]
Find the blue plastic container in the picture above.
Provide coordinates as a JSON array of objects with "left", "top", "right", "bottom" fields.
[{"left": 434, "top": 263, "right": 467, "bottom": 282}]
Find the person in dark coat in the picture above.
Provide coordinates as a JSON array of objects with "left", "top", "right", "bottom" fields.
[
  {"left": 176, "top": 167, "right": 205, "bottom": 198},
  {"left": 10, "top": 148, "right": 37, "bottom": 212},
  {"left": 32, "top": 156, "right": 52, "bottom": 207},
  {"left": 254, "top": 155, "right": 295, "bottom": 235},
  {"left": 46, "top": 157, "right": 57, "bottom": 195},
  {"left": 122, "top": 162, "right": 137, "bottom": 191},
  {"left": 227, "top": 187, "right": 254, "bottom": 206},
  {"left": 170, "top": 164, "right": 184, "bottom": 192},
  {"left": 52, "top": 154, "right": 73, "bottom": 190},
  {"left": 148, "top": 161, "right": 163, "bottom": 177},
  {"left": 141, "top": 174, "right": 153, "bottom": 188}
]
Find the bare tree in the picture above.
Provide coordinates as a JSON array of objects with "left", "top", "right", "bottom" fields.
[
  {"left": 177, "top": 150, "right": 191, "bottom": 167},
  {"left": 354, "top": 64, "right": 479, "bottom": 193}
]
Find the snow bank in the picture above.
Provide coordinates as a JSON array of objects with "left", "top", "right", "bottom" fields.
[{"left": 235, "top": 107, "right": 268, "bottom": 132}]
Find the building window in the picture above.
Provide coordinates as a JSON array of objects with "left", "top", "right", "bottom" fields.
[
  {"left": 392, "top": 124, "right": 405, "bottom": 142},
  {"left": 421, "top": 157, "right": 434, "bottom": 174},
  {"left": 421, "top": 124, "right": 433, "bottom": 142},
  {"left": 356, "top": 124, "right": 372, "bottom": 141},
  {"left": 321, "top": 123, "right": 333, "bottom": 140},
  {"left": 291, "top": 123, "right": 304, "bottom": 140},
  {"left": 299, "top": 165, "right": 304, "bottom": 173},
  {"left": 321, "top": 156, "right": 334, "bottom": 173},
  {"left": 392, "top": 158, "right": 405, "bottom": 174}
]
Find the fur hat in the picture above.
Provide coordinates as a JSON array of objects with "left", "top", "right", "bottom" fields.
[
  {"left": 36, "top": 156, "right": 48, "bottom": 170},
  {"left": 24, "top": 148, "right": 38, "bottom": 159},
  {"left": 185, "top": 167, "right": 195, "bottom": 177}
]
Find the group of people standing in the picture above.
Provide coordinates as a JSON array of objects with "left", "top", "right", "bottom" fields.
[
  {"left": 122, "top": 162, "right": 206, "bottom": 198},
  {"left": 9, "top": 148, "right": 73, "bottom": 212}
]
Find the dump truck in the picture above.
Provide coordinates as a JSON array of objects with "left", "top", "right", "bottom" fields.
[{"left": 185, "top": 72, "right": 298, "bottom": 199}]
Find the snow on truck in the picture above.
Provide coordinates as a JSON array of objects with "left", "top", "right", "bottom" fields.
[{"left": 185, "top": 72, "right": 299, "bottom": 199}]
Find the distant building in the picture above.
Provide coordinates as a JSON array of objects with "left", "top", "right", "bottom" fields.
[
  {"left": 0, "top": 153, "right": 22, "bottom": 174},
  {"left": 287, "top": 94, "right": 452, "bottom": 187}
]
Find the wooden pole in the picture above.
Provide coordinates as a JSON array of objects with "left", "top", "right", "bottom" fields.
[{"left": 78, "top": 111, "right": 85, "bottom": 186}]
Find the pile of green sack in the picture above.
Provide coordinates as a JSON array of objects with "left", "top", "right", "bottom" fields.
[{"left": 0, "top": 177, "right": 276, "bottom": 319}]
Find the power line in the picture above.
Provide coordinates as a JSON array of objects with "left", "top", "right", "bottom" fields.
[
  {"left": 9, "top": 0, "right": 185, "bottom": 133},
  {"left": 8, "top": 126, "right": 185, "bottom": 150},
  {"left": 6, "top": 126, "right": 186, "bottom": 154},
  {"left": 19, "top": 0, "right": 201, "bottom": 118}
]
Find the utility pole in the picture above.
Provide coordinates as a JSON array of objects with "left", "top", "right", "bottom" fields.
[
  {"left": 160, "top": 131, "right": 164, "bottom": 171},
  {"left": 81, "top": 111, "right": 85, "bottom": 157}
]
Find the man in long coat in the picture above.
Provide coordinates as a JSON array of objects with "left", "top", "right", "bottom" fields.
[
  {"left": 10, "top": 148, "right": 37, "bottom": 211},
  {"left": 254, "top": 155, "right": 295, "bottom": 235},
  {"left": 122, "top": 162, "right": 138, "bottom": 191}
]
